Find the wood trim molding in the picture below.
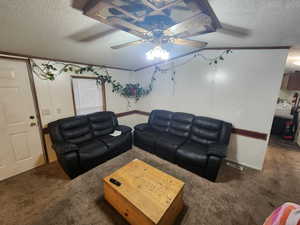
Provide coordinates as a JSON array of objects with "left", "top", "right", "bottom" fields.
[
  {"left": 70, "top": 78, "right": 77, "bottom": 116},
  {"left": 1, "top": 46, "right": 290, "bottom": 73},
  {"left": 116, "top": 111, "right": 136, "bottom": 117},
  {"left": 117, "top": 110, "right": 268, "bottom": 141},
  {"left": 202, "top": 46, "right": 289, "bottom": 50},
  {"left": 43, "top": 109, "right": 268, "bottom": 141},
  {"left": 0, "top": 50, "right": 134, "bottom": 71},
  {"left": 0, "top": 55, "right": 28, "bottom": 61},
  {"left": 232, "top": 128, "right": 267, "bottom": 140},
  {"left": 26, "top": 59, "right": 49, "bottom": 162},
  {"left": 116, "top": 110, "right": 150, "bottom": 117},
  {"left": 134, "top": 46, "right": 290, "bottom": 72},
  {"left": 135, "top": 110, "right": 150, "bottom": 116},
  {"left": 71, "top": 75, "right": 98, "bottom": 80},
  {"left": 102, "top": 83, "right": 107, "bottom": 111}
]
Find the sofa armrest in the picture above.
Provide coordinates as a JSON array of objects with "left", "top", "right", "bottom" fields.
[
  {"left": 116, "top": 125, "right": 132, "bottom": 134},
  {"left": 207, "top": 144, "right": 228, "bottom": 158},
  {"left": 134, "top": 123, "right": 149, "bottom": 132},
  {"left": 54, "top": 146, "right": 81, "bottom": 179},
  {"left": 53, "top": 143, "right": 79, "bottom": 155}
]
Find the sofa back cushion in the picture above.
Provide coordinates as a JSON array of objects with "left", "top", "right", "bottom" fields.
[
  {"left": 190, "top": 116, "right": 232, "bottom": 146},
  {"left": 149, "top": 110, "right": 173, "bottom": 132},
  {"left": 59, "top": 116, "right": 93, "bottom": 145},
  {"left": 88, "top": 111, "right": 117, "bottom": 137},
  {"left": 168, "top": 112, "right": 194, "bottom": 138}
]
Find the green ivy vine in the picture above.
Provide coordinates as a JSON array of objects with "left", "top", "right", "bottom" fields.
[
  {"left": 30, "top": 50, "right": 231, "bottom": 102},
  {"left": 30, "top": 59, "right": 156, "bottom": 101}
]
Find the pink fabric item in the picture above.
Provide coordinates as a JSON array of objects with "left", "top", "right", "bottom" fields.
[{"left": 263, "top": 203, "right": 300, "bottom": 225}]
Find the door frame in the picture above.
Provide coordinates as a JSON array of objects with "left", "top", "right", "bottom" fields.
[
  {"left": 0, "top": 55, "right": 48, "bottom": 163},
  {"left": 70, "top": 75, "right": 107, "bottom": 116}
]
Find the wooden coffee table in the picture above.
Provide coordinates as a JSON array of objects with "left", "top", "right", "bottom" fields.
[{"left": 103, "top": 159, "right": 185, "bottom": 225}]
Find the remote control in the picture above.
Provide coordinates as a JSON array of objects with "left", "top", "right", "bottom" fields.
[{"left": 109, "top": 178, "right": 121, "bottom": 186}]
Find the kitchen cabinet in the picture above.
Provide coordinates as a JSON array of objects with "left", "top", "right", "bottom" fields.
[{"left": 281, "top": 72, "right": 300, "bottom": 90}]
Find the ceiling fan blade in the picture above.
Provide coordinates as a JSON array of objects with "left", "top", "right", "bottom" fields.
[
  {"left": 217, "top": 23, "right": 250, "bottom": 38},
  {"left": 108, "top": 17, "right": 151, "bottom": 39},
  {"left": 69, "top": 26, "right": 118, "bottom": 42},
  {"left": 164, "top": 13, "right": 212, "bottom": 37},
  {"left": 81, "top": 29, "right": 118, "bottom": 42},
  {"left": 170, "top": 38, "right": 207, "bottom": 48},
  {"left": 111, "top": 39, "right": 147, "bottom": 49}
]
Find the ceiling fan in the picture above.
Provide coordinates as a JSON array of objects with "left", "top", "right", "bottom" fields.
[{"left": 73, "top": 0, "right": 250, "bottom": 60}]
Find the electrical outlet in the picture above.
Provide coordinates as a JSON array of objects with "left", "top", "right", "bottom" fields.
[{"left": 41, "top": 109, "right": 51, "bottom": 116}]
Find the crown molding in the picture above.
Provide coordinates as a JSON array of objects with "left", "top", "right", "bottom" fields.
[
  {"left": 0, "top": 50, "right": 134, "bottom": 71},
  {"left": 134, "top": 46, "right": 291, "bottom": 72},
  {"left": 1, "top": 46, "right": 290, "bottom": 73}
]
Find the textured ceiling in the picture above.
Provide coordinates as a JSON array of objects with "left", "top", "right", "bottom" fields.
[{"left": 0, "top": 0, "right": 300, "bottom": 70}]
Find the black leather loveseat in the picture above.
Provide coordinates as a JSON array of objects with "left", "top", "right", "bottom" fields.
[
  {"left": 134, "top": 110, "right": 232, "bottom": 181},
  {"left": 48, "top": 111, "right": 132, "bottom": 178}
]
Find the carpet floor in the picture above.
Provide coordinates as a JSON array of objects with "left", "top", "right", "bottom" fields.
[{"left": 0, "top": 143, "right": 300, "bottom": 225}]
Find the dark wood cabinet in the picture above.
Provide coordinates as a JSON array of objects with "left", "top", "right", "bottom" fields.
[{"left": 281, "top": 72, "right": 300, "bottom": 90}]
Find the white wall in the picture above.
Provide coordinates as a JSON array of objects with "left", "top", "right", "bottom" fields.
[
  {"left": 31, "top": 50, "right": 288, "bottom": 168},
  {"left": 118, "top": 114, "right": 148, "bottom": 129},
  {"left": 133, "top": 49, "right": 288, "bottom": 170},
  {"left": 33, "top": 59, "right": 134, "bottom": 127}
]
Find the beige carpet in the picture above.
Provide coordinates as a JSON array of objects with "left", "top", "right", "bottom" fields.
[{"left": 1, "top": 143, "right": 300, "bottom": 225}]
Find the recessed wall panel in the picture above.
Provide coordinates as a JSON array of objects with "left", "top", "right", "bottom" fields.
[{"left": 10, "top": 132, "right": 31, "bottom": 161}]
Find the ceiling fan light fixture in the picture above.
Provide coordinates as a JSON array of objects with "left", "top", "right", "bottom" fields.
[{"left": 146, "top": 46, "right": 170, "bottom": 60}]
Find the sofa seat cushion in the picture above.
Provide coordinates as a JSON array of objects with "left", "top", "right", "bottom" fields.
[
  {"left": 134, "top": 129, "right": 162, "bottom": 153},
  {"left": 176, "top": 142, "right": 208, "bottom": 167},
  {"left": 100, "top": 133, "right": 131, "bottom": 153},
  {"left": 155, "top": 134, "right": 187, "bottom": 162},
  {"left": 78, "top": 140, "right": 109, "bottom": 170}
]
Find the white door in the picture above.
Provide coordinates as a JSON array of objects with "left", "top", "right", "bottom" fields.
[
  {"left": 72, "top": 78, "right": 103, "bottom": 115},
  {"left": 0, "top": 58, "right": 45, "bottom": 181}
]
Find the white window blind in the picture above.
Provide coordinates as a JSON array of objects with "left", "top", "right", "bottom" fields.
[{"left": 72, "top": 78, "right": 103, "bottom": 115}]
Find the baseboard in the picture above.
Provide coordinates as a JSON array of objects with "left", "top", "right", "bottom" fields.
[{"left": 225, "top": 159, "right": 261, "bottom": 171}]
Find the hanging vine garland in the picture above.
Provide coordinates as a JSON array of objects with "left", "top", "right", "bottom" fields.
[
  {"left": 30, "top": 59, "right": 156, "bottom": 101},
  {"left": 148, "top": 49, "right": 233, "bottom": 94},
  {"left": 30, "top": 49, "right": 232, "bottom": 102}
]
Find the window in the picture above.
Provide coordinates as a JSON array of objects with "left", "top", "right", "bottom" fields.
[{"left": 72, "top": 77, "right": 106, "bottom": 115}]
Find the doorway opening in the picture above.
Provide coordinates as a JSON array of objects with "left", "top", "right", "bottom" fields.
[{"left": 268, "top": 48, "right": 300, "bottom": 169}]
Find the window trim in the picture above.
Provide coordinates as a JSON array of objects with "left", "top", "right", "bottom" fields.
[{"left": 71, "top": 76, "right": 107, "bottom": 116}]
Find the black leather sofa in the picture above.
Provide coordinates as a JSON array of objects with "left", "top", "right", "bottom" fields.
[
  {"left": 48, "top": 111, "right": 132, "bottom": 179},
  {"left": 134, "top": 110, "right": 232, "bottom": 181}
]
